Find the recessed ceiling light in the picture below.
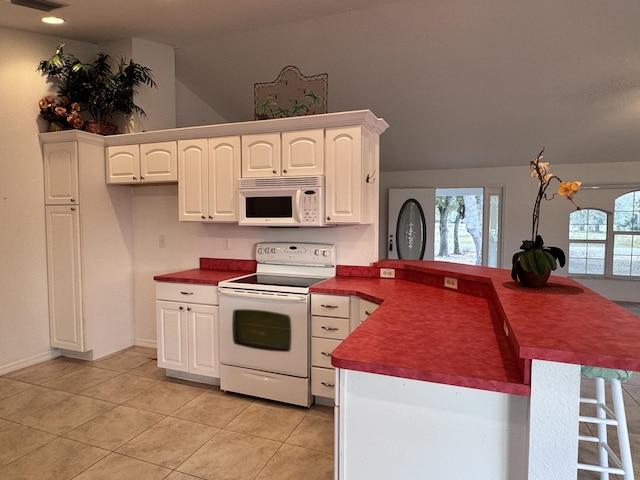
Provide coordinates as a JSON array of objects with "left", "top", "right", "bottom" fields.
[{"left": 41, "top": 16, "right": 64, "bottom": 24}]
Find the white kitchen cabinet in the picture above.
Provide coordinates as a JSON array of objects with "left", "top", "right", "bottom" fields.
[
  {"left": 241, "top": 129, "right": 324, "bottom": 177},
  {"left": 43, "top": 142, "right": 78, "bottom": 205},
  {"left": 156, "top": 282, "right": 219, "bottom": 379},
  {"left": 281, "top": 129, "right": 324, "bottom": 176},
  {"left": 178, "top": 137, "right": 240, "bottom": 222},
  {"left": 310, "top": 294, "right": 351, "bottom": 399},
  {"left": 45, "top": 205, "right": 83, "bottom": 350},
  {"left": 41, "top": 133, "right": 134, "bottom": 359},
  {"left": 106, "top": 141, "right": 177, "bottom": 184},
  {"left": 325, "top": 125, "right": 379, "bottom": 224}
]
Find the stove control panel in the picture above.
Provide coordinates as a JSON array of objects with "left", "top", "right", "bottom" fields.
[{"left": 256, "top": 242, "right": 336, "bottom": 266}]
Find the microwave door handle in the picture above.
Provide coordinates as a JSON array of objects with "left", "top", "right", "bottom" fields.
[{"left": 293, "top": 189, "right": 302, "bottom": 222}]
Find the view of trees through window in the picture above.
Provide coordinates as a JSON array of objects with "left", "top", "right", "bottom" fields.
[
  {"left": 434, "top": 189, "right": 483, "bottom": 266},
  {"left": 568, "top": 190, "right": 640, "bottom": 277}
]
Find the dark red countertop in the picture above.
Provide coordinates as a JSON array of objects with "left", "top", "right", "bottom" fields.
[
  {"left": 317, "top": 260, "right": 640, "bottom": 397},
  {"left": 154, "top": 258, "right": 640, "bottom": 397},
  {"left": 153, "top": 258, "right": 256, "bottom": 285}
]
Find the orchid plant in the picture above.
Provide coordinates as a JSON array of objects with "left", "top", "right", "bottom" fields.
[{"left": 511, "top": 148, "right": 582, "bottom": 282}]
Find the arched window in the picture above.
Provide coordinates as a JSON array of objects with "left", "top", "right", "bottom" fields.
[
  {"left": 613, "top": 191, "right": 640, "bottom": 276},
  {"left": 568, "top": 209, "right": 608, "bottom": 275},
  {"left": 568, "top": 190, "right": 640, "bottom": 278}
]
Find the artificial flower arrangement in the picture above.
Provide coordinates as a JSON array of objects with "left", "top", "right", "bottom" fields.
[
  {"left": 38, "top": 95, "right": 84, "bottom": 130},
  {"left": 511, "top": 148, "right": 581, "bottom": 285}
]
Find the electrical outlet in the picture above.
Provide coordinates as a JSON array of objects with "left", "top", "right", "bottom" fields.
[
  {"left": 444, "top": 276, "right": 458, "bottom": 289},
  {"left": 380, "top": 268, "right": 395, "bottom": 278},
  {"left": 223, "top": 238, "right": 231, "bottom": 250}
]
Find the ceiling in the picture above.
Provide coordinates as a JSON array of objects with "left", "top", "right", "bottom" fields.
[{"left": 3, "top": 0, "right": 640, "bottom": 171}]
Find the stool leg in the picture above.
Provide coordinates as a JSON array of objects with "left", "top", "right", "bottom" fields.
[
  {"left": 595, "top": 377, "right": 610, "bottom": 480},
  {"left": 611, "top": 379, "right": 634, "bottom": 480}
]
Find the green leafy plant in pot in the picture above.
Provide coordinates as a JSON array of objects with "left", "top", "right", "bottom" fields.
[
  {"left": 37, "top": 44, "right": 156, "bottom": 135},
  {"left": 511, "top": 148, "right": 581, "bottom": 287}
]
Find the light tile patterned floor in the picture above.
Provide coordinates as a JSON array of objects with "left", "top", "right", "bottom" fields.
[
  {"left": 0, "top": 347, "right": 333, "bottom": 480},
  {"left": 0, "top": 301, "right": 638, "bottom": 479}
]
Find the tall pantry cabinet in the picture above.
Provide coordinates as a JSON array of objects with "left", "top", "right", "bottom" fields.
[{"left": 41, "top": 131, "right": 134, "bottom": 359}]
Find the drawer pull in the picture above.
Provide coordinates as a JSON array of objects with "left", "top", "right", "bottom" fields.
[
  {"left": 321, "top": 304, "right": 339, "bottom": 309},
  {"left": 365, "top": 310, "right": 372, "bottom": 316},
  {"left": 321, "top": 382, "right": 335, "bottom": 388},
  {"left": 321, "top": 326, "right": 339, "bottom": 331},
  {"left": 321, "top": 352, "right": 332, "bottom": 357},
  {"left": 180, "top": 291, "right": 194, "bottom": 295}
]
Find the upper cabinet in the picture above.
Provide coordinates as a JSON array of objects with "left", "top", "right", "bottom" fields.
[
  {"left": 178, "top": 137, "right": 240, "bottom": 222},
  {"left": 106, "top": 141, "right": 177, "bottom": 184},
  {"left": 43, "top": 142, "right": 79, "bottom": 205},
  {"left": 241, "top": 129, "right": 324, "bottom": 178},
  {"left": 325, "top": 125, "right": 379, "bottom": 224}
]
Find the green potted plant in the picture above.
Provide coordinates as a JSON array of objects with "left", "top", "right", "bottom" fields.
[
  {"left": 37, "top": 44, "right": 156, "bottom": 135},
  {"left": 511, "top": 148, "right": 582, "bottom": 287}
]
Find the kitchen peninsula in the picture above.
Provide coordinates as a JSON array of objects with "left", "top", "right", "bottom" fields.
[
  {"left": 317, "top": 260, "right": 640, "bottom": 480},
  {"left": 155, "top": 258, "right": 640, "bottom": 480}
]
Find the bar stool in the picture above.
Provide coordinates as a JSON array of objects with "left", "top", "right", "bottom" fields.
[{"left": 578, "top": 366, "right": 634, "bottom": 479}]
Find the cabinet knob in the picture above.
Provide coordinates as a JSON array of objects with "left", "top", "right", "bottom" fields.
[
  {"left": 179, "top": 306, "right": 184, "bottom": 310},
  {"left": 208, "top": 216, "right": 213, "bottom": 219},
  {"left": 272, "top": 170, "right": 277, "bottom": 174},
  {"left": 70, "top": 207, "right": 76, "bottom": 211},
  {"left": 326, "top": 216, "right": 331, "bottom": 221},
  {"left": 201, "top": 215, "right": 206, "bottom": 219},
  {"left": 132, "top": 176, "right": 137, "bottom": 180},
  {"left": 283, "top": 169, "right": 288, "bottom": 174},
  {"left": 140, "top": 176, "right": 145, "bottom": 180},
  {"left": 70, "top": 198, "right": 75, "bottom": 202},
  {"left": 187, "top": 307, "right": 192, "bottom": 311}
]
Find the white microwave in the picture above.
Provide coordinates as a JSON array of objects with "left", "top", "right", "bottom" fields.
[{"left": 238, "top": 175, "right": 326, "bottom": 227}]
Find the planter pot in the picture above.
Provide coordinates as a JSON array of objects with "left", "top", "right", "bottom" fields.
[
  {"left": 517, "top": 265, "right": 551, "bottom": 288},
  {"left": 84, "top": 120, "right": 118, "bottom": 136}
]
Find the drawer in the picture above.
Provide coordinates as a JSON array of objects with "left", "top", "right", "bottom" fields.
[
  {"left": 311, "top": 366, "right": 336, "bottom": 398},
  {"left": 155, "top": 282, "right": 218, "bottom": 305},
  {"left": 312, "top": 337, "right": 341, "bottom": 369},
  {"left": 359, "top": 298, "right": 379, "bottom": 321},
  {"left": 311, "top": 294, "right": 350, "bottom": 318},
  {"left": 312, "top": 316, "right": 349, "bottom": 340}
]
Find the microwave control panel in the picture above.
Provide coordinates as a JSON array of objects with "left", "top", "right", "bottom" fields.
[{"left": 301, "top": 189, "right": 321, "bottom": 224}]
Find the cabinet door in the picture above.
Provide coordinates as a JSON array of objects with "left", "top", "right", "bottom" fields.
[
  {"left": 44, "top": 142, "right": 78, "bottom": 204},
  {"left": 241, "top": 133, "right": 281, "bottom": 177},
  {"left": 45, "top": 205, "right": 85, "bottom": 351},
  {"left": 178, "top": 139, "right": 208, "bottom": 221},
  {"left": 208, "top": 136, "right": 240, "bottom": 222},
  {"left": 156, "top": 300, "right": 188, "bottom": 372},
  {"left": 187, "top": 304, "right": 219, "bottom": 377},
  {"left": 140, "top": 142, "right": 177, "bottom": 183},
  {"left": 325, "top": 126, "right": 362, "bottom": 223},
  {"left": 106, "top": 145, "right": 140, "bottom": 184},
  {"left": 282, "top": 129, "right": 324, "bottom": 176}
]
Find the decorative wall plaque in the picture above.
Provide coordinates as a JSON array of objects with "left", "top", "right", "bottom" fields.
[{"left": 254, "top": 65, "right": 328, "bottom": 120}]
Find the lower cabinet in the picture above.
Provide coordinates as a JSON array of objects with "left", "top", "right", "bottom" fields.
[
  {"left": 156, "top": 282, "right": 219, "bottom": 379},
  {"left": 311, "top": 294, "right": 379, "bottom": 400}
]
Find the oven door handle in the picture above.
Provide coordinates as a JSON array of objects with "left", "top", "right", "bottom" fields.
[{"left": 218, "top": 288, "right": 307, "bottom": 302}]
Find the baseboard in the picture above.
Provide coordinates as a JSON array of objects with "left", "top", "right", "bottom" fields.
[
  {"left": 134, "top": 338, "right": 157, "bottom": 349},
  {"left": 0, "top": 349, "right": 60, "bottom": 376}
]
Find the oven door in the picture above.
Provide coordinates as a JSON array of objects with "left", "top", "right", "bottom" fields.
[{"left": 218, "top": 288, "right": 309, "bottom": 377}]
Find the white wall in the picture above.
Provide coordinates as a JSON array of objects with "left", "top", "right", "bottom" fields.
[
  {"left": 380, "top": 160, "right": 640, "bottom": 302},
  {"left": 0, "top": 27, "right": 98, "bottom": 373},
  {"left": 176, "top": 80, "right": 227, "bottom": 127}
]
